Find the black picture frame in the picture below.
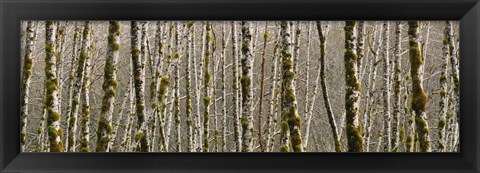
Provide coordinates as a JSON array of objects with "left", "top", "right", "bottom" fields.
[{"left": 1, "top": 0, "right": 479, "bottom": 172}]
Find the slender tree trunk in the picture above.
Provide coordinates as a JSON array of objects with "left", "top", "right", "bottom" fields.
[
  {"left": 190, "top": 22, "right": 201, "bottom": 151},
  {"left": 20, "top": 21, "right": 37, "bottom": 151},
  {"left": 344, "top": 21, "right": 363, "bottom": 152},
  {"left": 408, "top": 21, "right": 431, "bottom": 152},
  {"left": 391, "top": 21, "right": 402, "bottom": 151},
  {"left": 231, "top": 21, "right": 242, "bottom": 152},
  {"left": 64, "top": 22, "right": 81, "bottom": 152},
  {"left": 150, "top": 21, "right": 163, "bottom": 151},
  {"left": 257, "top": 22, "right": 269, "bottom": 152},
  {"left": 185, "top": 21, "right": 194, "bottom": 152},
  {"left": 446, "top": 21, "right": 459, "bottom": 151},
  {"left": 221, "top": 22, "right": 228, "bottom": 152},
  {"left": 314, "top": 21, "right": 342, "bottom": 152},
  {"left": 79, "top": 23, "right": 93, "bottom": 152},
  {"left": 302, "top": 22, "right": 312, "bottom": 151},
  {"left": 279, "top": 21, "right": 304, "bottom": 152},
  {"left": 195, "top": 22, "right": 206, "bottom": 151},
  {"left": 436, "top": 22, "right": 450, "bottom": 152},
  {"left": 54, "top": 22, "right": 66, "bottom": 115},
  {"left": 44, "top": 21, "right": 64, "bottom": 152},
  {"left": 66, "top": 21, "right": 91, "bottom": 152},
  {"left": 95, "top": 21, "right": 120, "bottom": 152},
  {"left": 381, "top": 21, "right": 392, "bottom": 152},
  {"left": 173, "top": 22, "right": 182, "bottom": 152},
  {"left": 203, "top": 22, "right": 212, "bottom": 152},
  {"left": 212, "top": 25, "right": 219, "bottom": 152},
  {"left": 356, "top": 21, "right": 366, "bottom": 75},
  {"left": 110, "top": 80, "right": 131, "bottom": 151},
  {"left": 364, "top": 22, "right": 383, "bottom": 151},
  {"left": 240, "top": 21, "right": 254, "bottom": 152},
  {"left": 131, "top": 21, "right": 150, "bottom": 152},
  {"left": 265, "top": 27, "right": 280, "bottom": 152}
]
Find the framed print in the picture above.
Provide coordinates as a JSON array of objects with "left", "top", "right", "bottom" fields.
[{"left": 1, "top": 0, "right": 479, "bottom": 172}]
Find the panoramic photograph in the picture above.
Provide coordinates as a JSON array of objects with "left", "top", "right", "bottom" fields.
[{"left": 20, "top": 20, "right": 459, "bottom": 152}]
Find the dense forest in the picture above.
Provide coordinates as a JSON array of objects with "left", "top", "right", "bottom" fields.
[{"left": 20, "top": 21, "right": 460, "bottom": 152}]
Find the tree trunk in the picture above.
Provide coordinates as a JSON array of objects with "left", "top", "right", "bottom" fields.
[
  {"left": 66, "top": 21, "right": 91, "bottom": 152},
  {"left": 185, "top": 21, "right": 194, "bottom": 152},
  {"left": 173, "top": 22, "right": 182, "bottom": 152},
  {"left": 408, "top": 21, "right": 431, "bottom": 152},
  {"left": 446, "top": 21, "right": 459, "bottom": 151},
  {"left": 257, "top": 22, "right": 269, "bottom": 152},
  {"left": 64, "top": 22, "right": 82, "bottom": 152},
  {"left": 436, "top": 22, "right": 450, "bottom": 152},
  {"left": 221, "top": 22, "right": 228, "bottom": 152},
  {"left": 381, "top": 21, "right": 392, "bottom": 152},
  {"left": 363, "top": 22, "right": 383, "bottom": 151},
  {"left": 265, "top": 26, "right": 280, "bottom": 152},
  {"left": 45, "top": 21, "right": 64, "bottom": 152},
  {"left": 20, "top": 21, "right": 36, "bottom": 151},
  {"left": 79, "top": 22, "right": 93, "bottom": 152},
  {"left": 231, "top": 21, "right": 242, "bottom": 152},
  {"left": 344, "top": 21, "right": 363, "bottom": 152},
  {"left": 131, "top": 21, "right": 150, "bottom": 152},
  {"left": 203, "top": 22, "right": 212, "bottom": 152},
  {"left": 391, "top": 21, "right": 402, "bottom": 151},
  {"left": 240, "top": 21, "right": 254, "bottom": 152},
  {"left": 315, "top": 21, "right": 342, "bottom": 152},
  {"left": 279, "top": 21, "right": 304, "bottom": 152},
  {"left": 95, "top": 21, "right": 120, "bottom": 152}
]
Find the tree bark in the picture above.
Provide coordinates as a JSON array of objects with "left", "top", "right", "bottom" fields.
[
  {"left": 279, "top": 21, "right": 304, "bottom": 152},
  {"left": 95, "top": 21, "right": 120, "bottom": 152},
  {"left": 344, "top": 21, "right": 363, "bottom": 152},
  {"left": 231, "top": 21, "right": 242, "bottom": 152},
  {"left": 408, "top": 21, "right": 431, "bottom": 152},
  {"left": 20, "top": 21, "right": 37, "bottom": 151},
  {"left": 131, "top": 21, "right": 150, "bottom": 152},
  {"left": 381, "top": 21, "right": 392, "bottom": 152},
  {"left": 45, "top": 21, "right": 64, "bottom": 152},
  {"left": 240, "top": 21, "right": 254, "bottom": 152}
]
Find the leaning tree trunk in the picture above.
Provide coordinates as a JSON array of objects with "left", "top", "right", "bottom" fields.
[
  {"left": 240, "top": 21, "right": 254, "bottom": 152},
  {"left": 381, "top": 21, "right": 392, "bottom": 152},
  {"left": 131, "top": 21, "right": 150, "bottom": 152},
  {"left": 391, "top": 21, "right": 402, "bottom": 151},
  {"left": 344, "top": 21, "right": 363, "bottom": 152},
  {"left": 20, "top": 21, "right": 36, "bottom": 151},
  {"left": 315, "top": 21, "right": 342, "bottom": 152},
  {"left": 66, "top": 21, "right": 91, "bottom": 152},
  {"left": 95, "top": 21, "right": 120, "bottom": 152},
  {"left": 408, "top": 21, "right": 431, "bottom": 152},
  {"left": 279, "top": 21, "right": 304, "bottom": 152},
  {"left": 231, "top": 21, "right": 242, "bottom": 152},
  {"left": 45, "top": 21, "right": 64, "bottom": 152}
]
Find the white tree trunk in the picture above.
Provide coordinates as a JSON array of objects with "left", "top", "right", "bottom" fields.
[
  {"left": 20, "top": 21, "right": 36, "bottom": 151},
  {"left": 95, "top": 21, "right": 120, "bottom": 152}
]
